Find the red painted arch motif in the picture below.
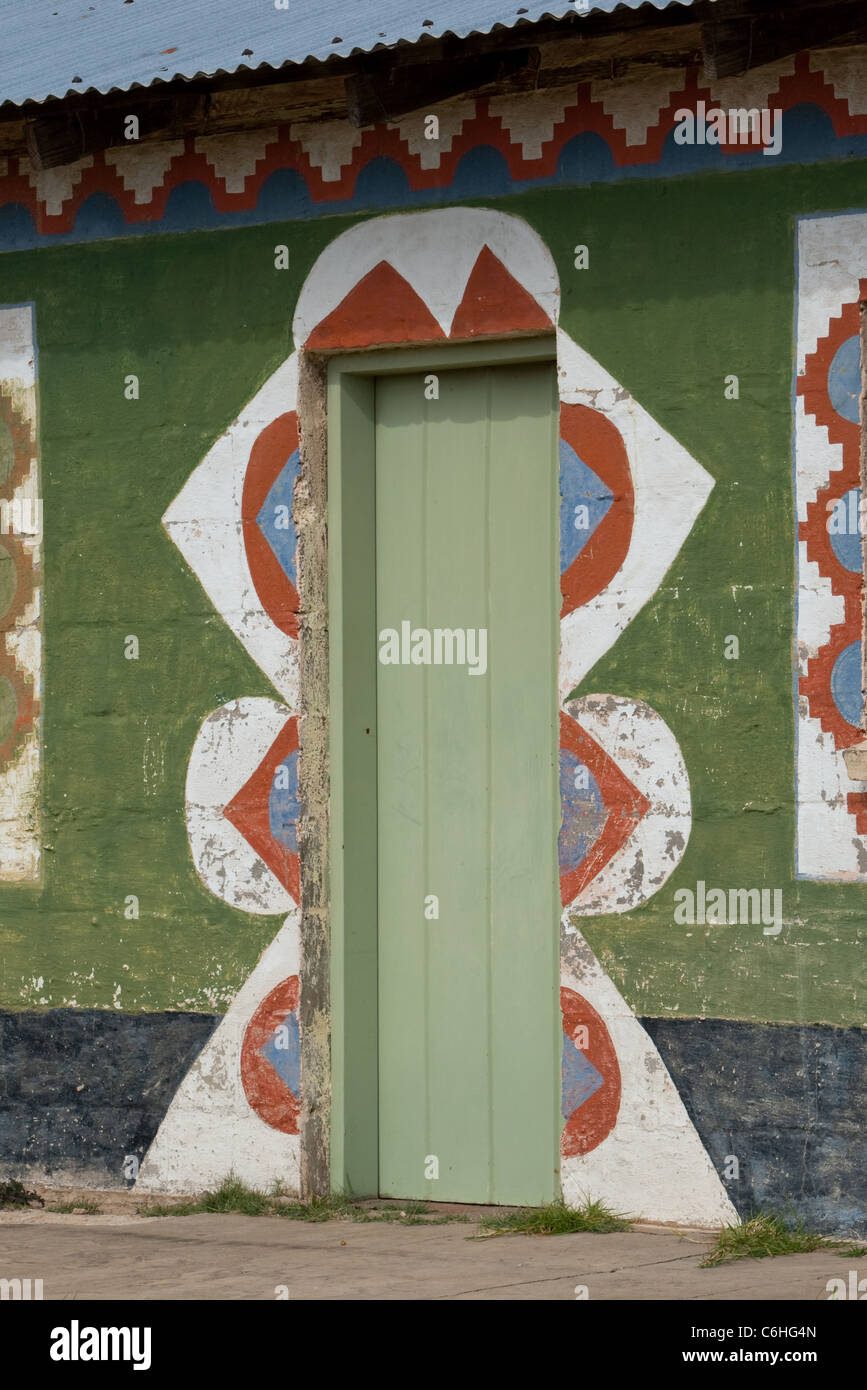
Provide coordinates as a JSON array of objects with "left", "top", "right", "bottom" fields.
[
  {"left": 559, "top": 403, "right": 633, "bottom": 620},
  {"left": 242, "top": 411, "right": 301, "bottom": 640},
  {"left": 241, "top": 975, "right": 301, "bottom": 1135},
  {"left": 558, "top": 708, "right": 651, "bottom": 908},
  {"left": 560, "top": 986, "right": 621, "bottom": 1157}
]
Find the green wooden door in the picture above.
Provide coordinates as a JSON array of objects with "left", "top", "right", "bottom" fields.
[{"left": 375, "top": 361, "right": 560, "bottom": 1205}]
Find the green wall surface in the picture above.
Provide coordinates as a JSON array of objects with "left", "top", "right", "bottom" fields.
[{"left": 1, "top": 158, "right": 866, "bottom": 1023}]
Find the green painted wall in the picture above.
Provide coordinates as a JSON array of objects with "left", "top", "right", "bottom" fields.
[
  {"left": 0, "top": 156, "right": 865, "bottom": 1023},
  {"left": 0, "top": 227, "right": 332, "bottom": 1012}
]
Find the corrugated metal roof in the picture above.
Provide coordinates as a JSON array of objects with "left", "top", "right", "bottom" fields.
[{"left": 2, "top": 1, "right": 706, "bottom": 108}]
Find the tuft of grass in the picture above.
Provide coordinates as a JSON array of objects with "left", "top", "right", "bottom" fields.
[
  {"left": 47, "top": 1199, "right": 103, "bottom": 1215},
  {"left": 195, "top": 1178, "right": 275, "bottom": 1216},
  {"left": 837, "top": 1244, "right": 867, "bottom": 1258},
  {"left": 276, "top": 1194, "right": 355, "bottom": 1223},
  {"left": 357, "top": 1200, "right": 429, "bottom": 1221},
  {"left": 142, "top": 1199, "right": 203, "bottom": 1217},
  {"left": 397, "top": 1200, "right": 429, "bottom": 1217},
  {"left": 476, "top": 1197, "right": 632, "bottom": 1238},
  {"left": 142, "top": 1176, "right": 274, "bottom": 1218},
  {"left": 351, "top": 1202, "right": 469, "bottom": 1226},
  {"left": 701, "top": 1213, "right": 827, "bottom": 1268},
  {"left": 142, "top": 1177, "right": 472, "bottom": 1225},
  {"left": 382, "top": 1210, "right": 467, "bottom": 1225},
  {"left": 0, "top": 1178, "right": 44, "bottom": 1210},
  {"left": 141, "top": 1178, "right": 457, "bottom": 1224}
]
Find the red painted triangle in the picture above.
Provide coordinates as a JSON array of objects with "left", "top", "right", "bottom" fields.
[
  {"left": 223, "top": 718, "right": 300, "bottom": 903},
  {"left": 305, "top": 260, "right": 445, "bottom": 349},
  {"left": 559, "top": 711, "right": 651, "bottom": 909},
  {"left": 450, "top": 245, "right": 552, "bottom": 339}
]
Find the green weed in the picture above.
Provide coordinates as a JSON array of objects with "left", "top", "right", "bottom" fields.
[
  {"left": 0, "top": 1179, "right": 44, "bottom": 1209},
  {"left": 476, "top": 1197, "right": 632, "bottom": 1237},
  {"left": 47, "top": 1199, "right": 103, "bottom": 1215},
  {"left": 701, "top": 1212, "right": 828, "bottom": 1268},
  {"left": 142, "top": 1177, "right": 466, "bottom": 1225}
]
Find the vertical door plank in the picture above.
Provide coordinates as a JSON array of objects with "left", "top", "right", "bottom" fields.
[{"left": 375, "top": 363, "right": 558, "bottom": 1204}]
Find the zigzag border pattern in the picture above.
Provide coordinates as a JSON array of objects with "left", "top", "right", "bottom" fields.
[{"left": 3, "top": 51, "right": 867, "bottom": 240}]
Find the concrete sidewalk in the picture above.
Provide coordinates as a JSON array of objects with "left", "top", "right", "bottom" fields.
[{"left": 0, "top": 1209, "right": 862, "bottom": 1300}]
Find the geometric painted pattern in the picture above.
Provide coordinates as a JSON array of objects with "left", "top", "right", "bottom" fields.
[
  {"left": 158, "top": 207, "right": 729, "bottom": 1223},
  {"left": 242, "top": 413, "right": 301, "bottom": 639},
  {"left": 560, "top": 986, "right": 621, "bottom": 1157},
  {"left": 257, "top": 453, "right": 300, "bottom": 590},
  {"left": 561, "top": 1031, "right": 603, "bottom": 1117},
  {"left": 559, "top": 405, "right": 633, "bottom": 620},
  {"left": 798, "top": 288, "right": 865, "bottom": 756},
  {"left": 0, "top": 389, "right": 37, "bottom": 768},
  {"left": 559, "top": 709, "right": 650, "bottom": 908},
  {"left": 561, "top": 694, "right": 693, "bottom": 918},
  {"left": 0, "top": 303, "right": 42, "bottom": 890},
  {"left": 223, "top": 715, "right": 300, "bottom": 903},
  {"left": 559, "top": 439, "right": 613, "bottom": 573},
  {"left": 8, "top": 52, "right": 867, "bottom": 241},
  {"left": 306, "top": 244, "right": 552, "bottom": 352},
  {"left": 797, "top": 277, "right": 867, "bottom": 840},
  {"left": 240, "top": 975, "right": 300, "bottom": 1135}
]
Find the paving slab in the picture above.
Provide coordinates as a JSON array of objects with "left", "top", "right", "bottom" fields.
[{"left": 0, "top": 1212, "right": 864, "bottom": 1300}]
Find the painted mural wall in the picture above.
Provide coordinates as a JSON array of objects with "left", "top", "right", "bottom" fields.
[{"left": 2, "top": 42, "right": 867, "bottom": 1228}]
